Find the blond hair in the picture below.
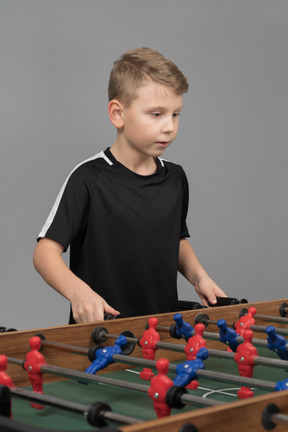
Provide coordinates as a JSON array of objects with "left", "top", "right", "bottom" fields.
[{"left": 108, "top": 47, "right": 189, "bottom": 107}]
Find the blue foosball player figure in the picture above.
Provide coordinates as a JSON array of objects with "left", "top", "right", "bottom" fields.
[
  {"left": 275, "top": 378, "right": 288, "bottom": 391},
  {"left": 266, "top": 325, "right": 288, "bottom": 361},
  {"left": 85, "top": 335, "right": 127, "bottom": 375},
  {"left": 217, "top": 319, "right": 240, "bottom": 352},
  {"left": 173, "top": 347, "right": 209, "bottom": 389},
  {"left": 173, "top": 313, "right": 193, "bottom": 342}
]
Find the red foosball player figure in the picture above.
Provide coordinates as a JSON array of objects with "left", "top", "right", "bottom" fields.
[
  {"left": 0, "top": 355, "right": 13, "bottom": 388},
  {"left": 24, "top": 336, "right": 46, "bottom": 409},
  {"left": 234, "top": 307, "right": 256, "bottom": 337},
  {"left": 234, "top": 329, "right": 257, "bottom": 399},
  {"left": 184, "top": 323, "right": 206, "bottom": 360},
  {"left": 148, "top": 358, "right": 174, "bottom": 418},
  {"left": 0, "top": 355, "right": 14, "bottom": 418},
  {"left": 139, "top": 317, "right": 160, "bottom": 381},
  {"left": 183, "top": 323, "right": 206, "bottom": 389}
]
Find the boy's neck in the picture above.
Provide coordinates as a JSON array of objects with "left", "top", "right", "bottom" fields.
[{"left": 110, "top": 141, "right": 158, "bottom": 176}]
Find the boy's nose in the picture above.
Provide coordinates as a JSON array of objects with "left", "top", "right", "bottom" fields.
[{"left": 162, "top": 117, "right": 174, "bottom": 134}]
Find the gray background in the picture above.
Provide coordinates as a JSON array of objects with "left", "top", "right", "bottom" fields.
[{"left": 1, "top": 0, "right": 287, "bottom": 331}]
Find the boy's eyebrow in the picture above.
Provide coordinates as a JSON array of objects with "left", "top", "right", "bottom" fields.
[{"left": 147, "top": 105, "right": 183, "bottom": 111}]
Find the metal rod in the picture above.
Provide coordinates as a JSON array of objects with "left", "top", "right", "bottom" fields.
[
  {"left": 7, "top": 357, "right": 227, "bottom": 410},
  {"left": 196, "top": 370, "right": 275, "bottom": 391},
  {"left": 40, "top": 339, "right": 88, "bottom": 356},
  {"left": 11, "top": 387, "right": 88, "bottom": 413},
  {"left": 10, "top": 386, "right": 142, "bottom": 425},
  {"left": 251, "top": 324, "right": 288, "bottom": 336},
  {"left": 105, "top": 334, "right": 138, "bottom": 344},
  {"left": 103, "top": 410, "right": 142, "bottom": 425},
  {"left": 105, "top": 333, "right": 186, "bottom": 353},
  {"left": 254, "top": 313, "right": 288, "bottom": 325},
  {"left": 181, "top": 393, "right": 223, "bottom": 407},
  {"left": 207, "top": 348, "right": 288, "bottom": 369},
  {"left": 43, "top": 363, "right": 150, "bottom": 393},
  {"left": 271, "top": 413, "right": 288, "bottom": 427}
]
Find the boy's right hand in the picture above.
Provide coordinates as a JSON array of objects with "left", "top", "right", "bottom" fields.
[{"left": 70, "top": 287, "right": 120, "bottom": 323}]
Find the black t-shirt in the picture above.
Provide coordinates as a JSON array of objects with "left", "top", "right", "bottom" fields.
[{"left": 38, "top": 148, "right": 190, "bottom": 322}]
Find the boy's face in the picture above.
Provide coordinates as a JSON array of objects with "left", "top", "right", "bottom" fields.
[{"left": 119, "top": 81, "right": 183, "bottom": 159}]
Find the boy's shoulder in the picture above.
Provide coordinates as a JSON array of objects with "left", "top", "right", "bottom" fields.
[
  {"left": 73, "top": 149, "right": 111, "bottom": 171},
  {"left": 160, "top": 157, "right": 186, "bottom": 175},
  {"left": 68, "top": 149, "right": 113, "bottom": 181}
]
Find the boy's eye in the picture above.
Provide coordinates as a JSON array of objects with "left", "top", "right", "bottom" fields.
[{"left": 150, "top": 112, "right": 181, "bottom": 118}]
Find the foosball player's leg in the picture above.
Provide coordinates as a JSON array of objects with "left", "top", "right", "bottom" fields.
[
  {"left": 237, "top": 380, "right": 254, "bottom": 399},
  {"left": 186, "top": 380, "right": 199, "bottom": 390},
  {"left": 234, "top": 329, "right": 257, "bottom": 399},
  {"left": 27, "top": 374, "right": 45, "bottom": 410},
  {"left": 140, "top": 367, "right": 154, "bottom": 381},
  {"left": 148, "top": 358, "right": 174, "bottom": 418}
]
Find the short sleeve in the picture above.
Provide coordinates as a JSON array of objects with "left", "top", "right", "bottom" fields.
[{"left": 37, "top": 166, "right": 90, "bottom": 251}]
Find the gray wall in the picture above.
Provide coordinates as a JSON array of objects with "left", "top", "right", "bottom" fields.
[{"left": 1, "top": 0, "right": 287, "bottom": 330}]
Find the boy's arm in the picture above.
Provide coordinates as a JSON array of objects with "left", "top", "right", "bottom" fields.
[
  {"left": 178, "top": 238, "right": 226, "bottom": 306},
  {"left": 33, "top": 238, "right": 119, "bottom": 323}
]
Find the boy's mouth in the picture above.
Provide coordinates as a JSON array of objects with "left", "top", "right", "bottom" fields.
[{"left": 156, "top": 141, "right": 169, "bottom": 147}]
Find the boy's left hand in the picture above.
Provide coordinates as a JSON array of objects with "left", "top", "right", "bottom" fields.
[{"left": 194, "top": 274, "right": 227, "bottom": 307}]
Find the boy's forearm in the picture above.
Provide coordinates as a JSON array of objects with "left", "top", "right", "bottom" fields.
[
  {"left": 33, "top": 238, "right": 87, "bottom": 302},
  {"left": 178, "top": 238, "right": 207, "bottom": 286},
  {"left": 178, "top": 238, "right": 226, "bottom": 306},
  {"left": 33, "top": 238, "right": 120, "bottom": 322}
]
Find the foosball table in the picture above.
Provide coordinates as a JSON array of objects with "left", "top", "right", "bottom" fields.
[{"left": 1, "top": 298, "right": 288, "bottom": 432}]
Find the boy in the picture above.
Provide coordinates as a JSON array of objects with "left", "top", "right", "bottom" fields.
[{"left": 33, "top": 47, "right": 226, "bottom": 324}]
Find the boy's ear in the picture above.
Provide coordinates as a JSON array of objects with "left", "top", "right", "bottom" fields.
[{"left": 108, "top": 100, "right": 124, "bottom": 128}]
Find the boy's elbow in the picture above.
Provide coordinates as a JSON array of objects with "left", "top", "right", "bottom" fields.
[
  {"left": 33, "top": 237, "right": 64, "bottom": 272},
  {"left": 33, "top": 240, "right": 43, "bottom": 272}
]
